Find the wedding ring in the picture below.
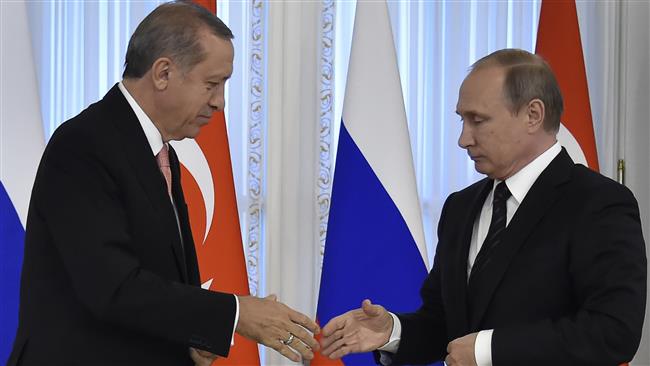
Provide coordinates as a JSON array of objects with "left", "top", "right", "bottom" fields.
[{"left": 280, "top": 332, "right": 295, "bottom": 345}]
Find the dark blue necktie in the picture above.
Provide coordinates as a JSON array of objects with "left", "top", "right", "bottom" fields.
[{"left": 471, "top": 181, "right": 512, "bottom": 278}]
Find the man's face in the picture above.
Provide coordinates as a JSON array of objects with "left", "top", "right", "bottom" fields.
[
  {"left": 455, "top": 66, "right": 531, "bottom": 180},
  {"left": 159, "top": 31, "right": 234, "bottom": 141}
]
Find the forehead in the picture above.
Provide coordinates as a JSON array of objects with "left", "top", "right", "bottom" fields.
[
  {"left": 456, "top": 66, "right": 507, "bottom": 113},
  {"left": 193, "top": 31, "right": 234, "bottom": 77}
]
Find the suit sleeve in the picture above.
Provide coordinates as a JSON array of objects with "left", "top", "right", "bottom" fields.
[
  {"left": 34, "top": 126, "right": 236, "bottom": 357},
  {"left": 385, "top": 195, "right": 456, "bottom": 365},
  {"left": 492, "top": 183, "right": 646, "bottom": 365}
]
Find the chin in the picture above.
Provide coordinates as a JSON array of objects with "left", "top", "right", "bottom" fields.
[
  {"left": 188, "top": 129, "right": 202, "bottom": 139},
  {"left": 475, "top": 165, "right": 496, "bottom": 178}
]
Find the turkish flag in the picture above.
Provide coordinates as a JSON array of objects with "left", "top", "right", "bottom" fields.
[
  {"left": 181, "top": 1, "right": 260, "bottom": 364},
  {"left": 536, "top": 0, "right": 599, "bottom": 172}
]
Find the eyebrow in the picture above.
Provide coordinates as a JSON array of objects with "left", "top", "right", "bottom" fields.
[{"left": 207, "top": 73, "right": 232, "bottom": 82}]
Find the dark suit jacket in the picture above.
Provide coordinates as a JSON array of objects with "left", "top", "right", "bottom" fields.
[
  {"left": 389, "top": 149, "right": 646, "bottom": 365},
  {"left": 9, "top": 85, "right": 236, "bottom": 366}
]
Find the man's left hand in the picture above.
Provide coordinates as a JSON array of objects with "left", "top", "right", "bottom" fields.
[
  {"left": 445, "top": 332, "right": 478, "bottom": 366},
  {"left": 189, "top": 347, "right": 218, "bottom": 366}
]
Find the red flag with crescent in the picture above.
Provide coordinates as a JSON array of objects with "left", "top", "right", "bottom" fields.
[
  {"left": 536, "top": 0, "right": 599, "bottom": 171},
  {"left": 177, "top": 1, "right": 260, "bottom": 364}
]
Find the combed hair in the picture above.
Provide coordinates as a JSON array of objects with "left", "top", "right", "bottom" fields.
[
  {"left": 472, "top": 49, "right": 564, "bottom": 132},
  {"left": 123, "top": 1, "right": 233, "bottom": 79}
]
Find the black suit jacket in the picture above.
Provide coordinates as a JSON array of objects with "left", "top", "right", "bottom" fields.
[
  {"left": 390, "top": 149, "right": 646, "bottom": 365},
  {"left": 9, "top": 85, "right": 236, "bottom": 366}
]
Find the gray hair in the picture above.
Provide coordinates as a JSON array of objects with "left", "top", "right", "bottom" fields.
[
  {"left": 472, "top": 48, "right": 564, "bottom": 132},
  {"left": 123, "top": 1, "right": 233, "bottom": 79}
]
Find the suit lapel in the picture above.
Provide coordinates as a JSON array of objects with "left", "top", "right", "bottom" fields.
[
  {"left": 467, "top": 149, "right": 573, "bottom": 329},
  {"left": 105, "top": 85, "right": 189, "bottom": 283},
  {"left": 446, "top": 178, "right": 493, "bottom": 337}
]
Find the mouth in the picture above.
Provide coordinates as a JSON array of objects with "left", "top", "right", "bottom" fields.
[{"left": 197, "top": 115, "right": 212, "bottom": 124}]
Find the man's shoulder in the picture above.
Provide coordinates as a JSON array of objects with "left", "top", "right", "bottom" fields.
[
  {"left": 569, "top": 164, "right": 630, "bottom": 194},
  {"left": 439, "top": 177, "right": 491, "bottom": 216},
  {"left": 48, "top": 88, "right": 126, "bottom": 150},
  {"left": 452, "top": 177, "right": 491, "bottom": 200},
  {"left": 568, "top": 163, "right": 637, "bottom": 204}
]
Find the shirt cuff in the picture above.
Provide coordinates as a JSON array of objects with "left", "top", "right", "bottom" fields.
[
  {"left": 231, "top": 295, "right": 240, "bottom": 346},
  {"left": 474, "top": 329, "right": 493, "bottom": 366},
  {"left": 377, "top": 312, "right": 401, "bottom": 353}
]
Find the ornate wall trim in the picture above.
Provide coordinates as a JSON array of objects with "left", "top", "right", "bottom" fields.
[
  {"left": 318, "top": 0, "right": 335, "bottom": 267},
  {"left": 246, "top": 0, "right": 265, "bottom": 297}
]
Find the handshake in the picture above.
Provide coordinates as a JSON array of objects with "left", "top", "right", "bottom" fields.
[
  {"left": 190, "top": 294, "right": 320, "bottom": 365},
  {"left": 190, "top": 297, "right": 397, "bottom": 366}
]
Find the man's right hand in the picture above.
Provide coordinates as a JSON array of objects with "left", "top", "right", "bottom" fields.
[
  {"left": 236, "top": 294, "right": 320, "bottom": 362},
  {"left": 319, "top": 299, "right": 393, "bottom": 359}
]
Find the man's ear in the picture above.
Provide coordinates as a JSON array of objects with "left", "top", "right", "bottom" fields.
[
  {"left": 526, "top": 98, "right": 545, "bottom": 133},
  {"left": 150, "top": 57, "right": 173, "bottom": 91}
]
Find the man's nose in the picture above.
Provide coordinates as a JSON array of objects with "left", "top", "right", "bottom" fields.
[
  {"left": 458, "top": 122, "right": 474, "bottom": 148},
  {"left": 208, "top": 89, "right": 225, "bottom": 111}
]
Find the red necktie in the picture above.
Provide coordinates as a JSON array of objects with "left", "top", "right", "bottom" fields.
[{"left": 156, "top": 144, "right": 172, "bottom": 197}]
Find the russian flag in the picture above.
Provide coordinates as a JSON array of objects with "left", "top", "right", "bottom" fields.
[
  {"left": 0, "top": 2, "right": 46, "bottom": 364},
  {"left": 314, "top": 2, "right": 429, "bottom": 365}
]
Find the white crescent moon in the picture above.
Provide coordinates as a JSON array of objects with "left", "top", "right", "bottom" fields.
[
  {"left": 557, "top": 122, "right": 589, "bottom": 167},
  {"left": 170, "top": 139, "right": 214, "bottom": 245},
  {"left": 201, "top": 278, "right": 214, "bottom": 290}
]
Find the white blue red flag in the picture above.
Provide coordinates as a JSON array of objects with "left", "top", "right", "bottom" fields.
[
  {"left": 315, "top": 1, "right": 429, "bottom": 365},
  {"left": 0, "top": 2, "right": 46, "bottom": 363}
]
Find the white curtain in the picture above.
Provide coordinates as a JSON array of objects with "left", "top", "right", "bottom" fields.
[{"left": 26, "top": 1, "right": 164, "bottom": 138}]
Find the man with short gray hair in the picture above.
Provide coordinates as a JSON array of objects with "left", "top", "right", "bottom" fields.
[
  {"left": 319, "top": 48, "right": 646, "bottom": 366},
  {"left": 9, "top": 2, "right": 319, "bottom": 365}
]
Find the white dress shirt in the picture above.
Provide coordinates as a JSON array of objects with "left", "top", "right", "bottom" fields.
[
  {"left": 117, "top": 82, "right": 239, "bottom": 345},
  {"left": 380, "top": 142, "right": 562, "bottom": 365}
]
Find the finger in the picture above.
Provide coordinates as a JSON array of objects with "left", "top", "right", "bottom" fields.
[
  {"left": 361, "top": 299, "right": 383, "bottom": 317},
  {"left": 287, "top": 323, "right": 319, "bottom": 351},
  {"left": 288, "top": 309, "right": 320, "bottom": 335},
  {"left": 263, "top": 329, "right": 304, "bottom": 363},
  {"left": 288, "top": 338, "right": 315, "bottom": 360},
  {"left": 189, "top": 347, "right": 200, "bottom": 363},
  {"left": 194, "top": 349, "right": 216, "bottom": 358},
  {"left": 272, "top": 341, "right": 301, "bottom": 363},
  {"left": 321, "top": 333, "right": 347, "bottom": 357},
  {"left": 321, "top": 315, "right": 346, "bottom": 337},
  {"left": 320, "top": 327, "right": 345, "bottom": 350},
  {"left": 189, "top": 347, "right": 214, "bottom": 366},
  {"left": 329, "top": 343, "right": 352, "bottom": 359}
]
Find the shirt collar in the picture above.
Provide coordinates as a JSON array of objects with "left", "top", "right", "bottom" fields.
[
  {"left": 118, "top": 81, "right": 164, "bottom": 156},
  {"left": 497, "top": 141, "right": 562, "bottom": 204}
]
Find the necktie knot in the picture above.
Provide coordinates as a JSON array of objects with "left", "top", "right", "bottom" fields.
[
  {"left": 493, "top": 181, "right": 511, "bottom": 204},
  {"left": 156, "top": 144, "right": 170, "bottom": 168}
]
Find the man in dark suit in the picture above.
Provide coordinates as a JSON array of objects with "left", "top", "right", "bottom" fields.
[
  {"left": 319, "top": 49, "right": 646, "bottom": 365},
  {"left": 9, "top": 2, "right": 319, "bottom": 365}
]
